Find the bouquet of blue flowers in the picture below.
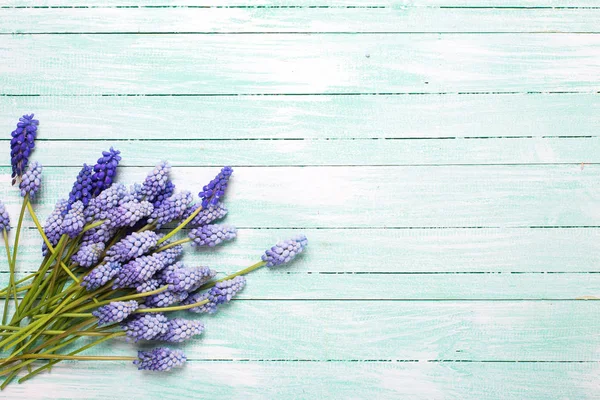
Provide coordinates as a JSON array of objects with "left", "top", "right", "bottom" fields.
[{"left": 0, "top": 114, "right": 308, "bottom": 388}]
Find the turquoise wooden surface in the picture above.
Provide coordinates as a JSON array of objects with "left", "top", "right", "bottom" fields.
[{"left": 1, "top": 2, "right": 599, "bottom": 399}]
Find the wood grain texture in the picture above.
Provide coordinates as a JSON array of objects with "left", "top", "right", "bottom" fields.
[
  {"left": 2, "top": 94, "right": 598, "bottom": 139},
  {"left": 3, "top": 1, "right": 600, "bottom": 7},
  {"left": 0, "top": 301, "right": 598, "bottom": 361},
  {"left": 0, "top": 165, "right": 598, "bottom": 229},
  {"left": 2, "top": 227, "right": 600, "bottom": 273},
  {"left": 0, "top": 138, "right": 598, "bottom": 166},
  {"left": 3, "top": 8, "right": 600, "bottom": 33},
  {"left": 1, "top": 1, "right": 599, "bottom": 398},
  {"left": 2, "top": 34, "right": 600, "bottom": 94},
  {"left": 4, "top": 362, "right": 600, "bottom": 400}
]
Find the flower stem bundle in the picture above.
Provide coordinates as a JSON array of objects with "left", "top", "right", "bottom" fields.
[{"left": 0, "top": 114, "right": 308, "bottom": 389}]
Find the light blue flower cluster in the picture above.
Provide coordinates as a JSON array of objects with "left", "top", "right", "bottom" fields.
[
  {"left": 148, "top": 191, "right": 193, "bottom": 228},
  {"left": 145, "top": 290, "right": 188, "bottom": 308},
  {"left": 189, "top": 224, "right": 237, "bottom": 248},
  {"left": 135, "top": 278, "right": 161, "bottom": 294},
  {"left": 84, "top": 183, "right": 127, "bottom": 222},
  {"left": 19, "top": 161, "right": 42, "bottom": 199},
  {"left": 105, "top": 231, "right": 159, "bottom": 263},
  {"left": 109, "top": 200, "right": 153, "bottom": 228},
  {"left": 113, "top": 253, "right": 166, "bottom": 289},
  {"left": 137, "top": 161, "right": 171, "bottom": 203},
  {"left": 0, "top": 201, "right": 10, "bottom": 232},
  {"left": 185, "top": 276, "right": 246, "bottom": 314},
  {"left": 42, "top": 199, "right": 68, "bottom": 254},
  {"left": 93, "top": 300, "right": 139, "bottom": 326},
  {"left": 156, "top": 319, "right": 204, "bottom": 343},
  {"left": 60, "top": 201, "right": 85, "bottom": 238},
  {"left": 157, "top": 262, "right": 215, "bottom": 293},
  {"left": 81, "top": 262, "right": 121, "bottom": 291},
  {"left": 182, "top": 202, "right": 228, "bottom": 228},
  {"left": 262, "top": 235, "right": 308, "bottom": 267},
  {"left": 72, "top": 242, "right": 105, "bottom": 268},
  {"left": 134, "top": 348, "right": 186, "bottom": 371},
  {"left": 121, "top": 313, "right": 168, "bottom": 342}
]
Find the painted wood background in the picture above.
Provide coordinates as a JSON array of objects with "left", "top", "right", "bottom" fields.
[{"left": 1, "top": 1, "right": 599, "bottom": 399}]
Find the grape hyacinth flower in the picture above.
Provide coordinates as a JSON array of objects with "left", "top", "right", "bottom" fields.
[
  {"left": 154, "top": 242, "right": 184, "bottom": 265},
  {"left": 109, "top": 200, "right": 153, "bottom": 228},
  {"left": 185, "top": 276, "right": 246, "bottom": 314},
  {"left": 136, "top": 279, "right": 161, "bottom": 294},
  {"left": 81, "top": 262, "right": 121, "bottom": 291},
  {"left": 262, "top": 235, "right": 308, "bottom": 267},
  {"left": 84, "top": 183, "right": 127, "bottom": 222},
  {"left": 81, "top": 222, "right": 116, "bottom": 246},
  {"left": 68, "top": 164, "right": 93, "bottom": 208},
  {"left": 189, "top": 224, "right": 237, "bottom": 248},
  {"left": 42, "top": 199, "right": 68, "bottom": 254},
  {"left": 137, "top": 161, "right": 171, "bottom": 203},
  {"left": 105, "top": 231, "right": 159, "bottom": 263},
  {"left": 121, "top": 314, "right": 168, "bottom": 342},
  {"left": 113, "top": 253, "right": 166, "bottom": 289},
  {"left": 158, "top": 263, "right": 216, "bottom": 293},
  {"left": 152, "top": 180, "right": 175, "bottom": 209},
  {"left": 72, "top": 242, "right": 105, "bottom": 268},
  {"left": 91, "top": 147, "right": 122, "bottom": 197},
  {"left": 93, "top": 300, "right": 139, "bottom": 326},
  {"left": 155, "top": 319, "right": 204, "bottom": 343},
  {"left": 134, "top": 348, "right": 186, "bottom": 371},
  {"left": 10, "top": 113, "right": 38, "bottom": 185},
  {"left": 145, "top": 290, "right": 188, "bottom": 308},
  {"left": 0, "top": 201, "right": 10, "bottom": 232},
  {"left": 199, "top": 166, "right": 233, "bottom": 208},
  {"left": 148, "top": 191, "right": 193, "bottom": 228},
  {"left": 60, "top": 200, "right": 85, "bottom": 238},
  {"left": 19, "top": 161, "right": 42, "bottom": 199},
  {"left": 182, "top": 202, "right": 228, "bottom": 228}
]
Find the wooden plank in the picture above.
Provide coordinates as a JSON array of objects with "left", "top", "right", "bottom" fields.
[
  {"left": 2, "top": 8, "right": 599, "bottom": 33},
  {"left": 2, "top": 227, "right": 600, "bottom": 273},
  {"left": 1, "top": 269, "right": 598, "bottom": 299},
  {"left": 2, "top": 94, "right": 598, "bottom": 140},
  {"left": 0, "top": 165, "right": 598, "bottom": 228},
  {"left": 3, "top": 361, "right": 599, "bottom": 399},
  {"left": 0, "top": 138, "right": 598, "bottom": 166},
  {"left": 1, "top": 34, "right": 599, "bottom": 94},
  {"left": 0, "top": 301, "right": 597, "bottom": 361},
  {"left": 2, "top": 1, "right": 600, "bottom": 8}
]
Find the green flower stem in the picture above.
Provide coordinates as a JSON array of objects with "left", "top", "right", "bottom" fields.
[
  {"left": 199, "top": 260, "right": 267, "bottom": 291},
  {"left": 1, "top": 285, "right": 100, "bottom": 352},
  {"left": 0, "top": 272, "right": 38, "bottom": 295},
  {"left": 43, "top": 234, "right": 69, "bottom": 313},
  {"left": 0, "top": 328, "right": 112, "bottom": 337},
  {"left": 1, "top": 230, "right": 15, "bottom": 325},
  {"left": 135, "top": 298, "right": 209, "bottom": 313},
  {"left": 82, "top": 220, "right": 106, "bottom": 233},
  {"left": 156, "top": 205, "right": 203, "bottom": 245},
  {"left": 154, "top": 237, "right": 191, "bottom": 253},
  {"left": 0, "top": 284, "right": 31, "bottom": 297},
  {"left": 19, "top": 354, "right": 135, "bottom": 361},
  {"left": 0, "top": 333, "right": 80, "bottom": 378},
  {"left": 17, "top": 332, "right": 126, "bottom": 384},
  {"left": 25, "top": 202, "right": 75, "bottom": 279},
  {"left": 67, "top": 285, "right": 169, "bottom": 314},
  {"left": 9, "top": 197, "right": 29, "bottom": 302}
]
